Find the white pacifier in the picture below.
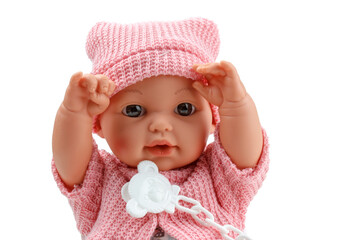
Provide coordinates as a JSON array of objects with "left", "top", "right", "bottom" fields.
[{"left": 121, "top": 160, "right": 180, "bottom": 218}]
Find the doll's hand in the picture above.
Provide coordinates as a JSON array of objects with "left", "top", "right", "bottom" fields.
[
  {"left": 194, "top": 61, "right": 263, "bottom": 168},
  {"left": 192, "top": 61, "right": 248, "bottom": 116},
  {"left": 63, "top": 72, "right": 115, "bottom": 117}
]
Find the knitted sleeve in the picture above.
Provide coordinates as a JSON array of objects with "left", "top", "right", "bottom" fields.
[
  {"left": 51, "top": 140, "right": 104, "bottom": 235},
  {"left": 207, "top": 125, "right": 270, "bottom": 213}
]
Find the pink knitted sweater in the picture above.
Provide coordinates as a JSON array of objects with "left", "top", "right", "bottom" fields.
[{"left": 52, "top": 127, "right": 269, "bottom": 239}]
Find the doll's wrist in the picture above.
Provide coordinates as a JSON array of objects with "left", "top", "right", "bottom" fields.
[
  {"left": 59, "top": 103, "right": 94, "bottom": 124},
  {"left": 218, "top": 94, "right": 255, "bottom": 117}
]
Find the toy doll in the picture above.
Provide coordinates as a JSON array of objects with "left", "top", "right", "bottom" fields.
[{"left": 52, "top": 18, "right": 269, "bottom": 240}]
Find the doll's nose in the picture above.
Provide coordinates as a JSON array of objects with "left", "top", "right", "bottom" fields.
[{"left": 148, "top": 115, "right": 173, "bottom": 133}]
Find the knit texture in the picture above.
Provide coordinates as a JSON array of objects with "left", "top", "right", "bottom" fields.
[
  {"left": 86, "top": 18, "right": 221, "bottom": 131},
  {"left": 52, "top": 127, "right": 270, "bottom": 240}
]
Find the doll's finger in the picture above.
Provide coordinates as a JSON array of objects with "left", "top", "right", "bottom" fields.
[
  {"left": 69, "top": 72, "right": 83, "bottom": 86},
  {"left": 107, "top": 80, "right": 116, "bottom": 96},
  {"left": 87, "top": 96, "right": 110, "bottom": 116},
  {"left": 205, "top": 74, "right": 224, "bottom": 89},
  {"left": 192, "top": 81, "right": 207, "bottom": 96},
  {"left": 194, "top": 63, "right": 226, "bottom": 76},
  {"left": 95, "top": 75, "right": 110, "bottom": 94},
  {"left": 81, "top": 74, "right": 98, "bottom": 93},
  {"left": 219, "top": 61, "right": 240, "bottom": 80},
  {"left": 192, "top": 81, "right": 223, "bottom": 106},
  {"left": 192, "top": 64, "right": 207, "bottom": 72},
  {"left": 218, "top": 61, "right": 247, "bottom": 98},
  {"left": 193, "top": 62, "right": 216, "bottom": 69},
  {"left": 89, "top": 91, "right": 110, "bottom": 107}
]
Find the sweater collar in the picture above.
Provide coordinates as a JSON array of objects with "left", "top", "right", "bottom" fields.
[{"left": 117, "top": 159, "right": 197, "bottom": 186}]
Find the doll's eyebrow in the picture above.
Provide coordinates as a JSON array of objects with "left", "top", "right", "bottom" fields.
[
  {"left": 122, "top": 89, "right": 143, "bottom": 95},
  {"left": 174, "top": 87, "right": 194, "bottom": 95}
]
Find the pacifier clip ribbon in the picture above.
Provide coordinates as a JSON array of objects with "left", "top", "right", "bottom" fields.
[{"left": 121, "top": 161, "right": 252, "bottom": 240}]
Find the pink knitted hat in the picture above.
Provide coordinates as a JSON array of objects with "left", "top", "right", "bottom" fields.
[{"left": 86, "top": 18, "right": 220, "bottom": 131}]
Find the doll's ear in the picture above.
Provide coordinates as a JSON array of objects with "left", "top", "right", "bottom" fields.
[
  {"left": 97, "top": 129, "right": 105, "bottom": 138},
  {"left": 94, "top": 117, "right": 105, "bottom": 138},
  {"left": 209, "top": 112, "right": 216, "bottom": 134},
  {"left": 210, "top": 123, "right": 216, "bottom": 134}
]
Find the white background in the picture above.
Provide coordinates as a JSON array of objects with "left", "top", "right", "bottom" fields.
[{"left": 1, "top": 0, "right": 359, "bottom": 239}]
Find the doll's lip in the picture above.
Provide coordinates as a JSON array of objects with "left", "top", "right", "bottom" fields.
[
  {"left": 145, "top": 140, "right": 176, "bottom": 156},
  {"left": 146, "top": 140, "right": 175, "bottom": 148}
]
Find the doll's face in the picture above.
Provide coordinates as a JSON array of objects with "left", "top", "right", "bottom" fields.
[{"left": 97, "top": 75, "right": 214, "bottom": 171}]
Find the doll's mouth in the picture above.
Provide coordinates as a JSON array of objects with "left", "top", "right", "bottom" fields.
[
  {"left": 145, "top": 141, "right": 175, "bottom": 156},
  {"left": 146, "top": 145, "right": 175, "bottom": 156}
]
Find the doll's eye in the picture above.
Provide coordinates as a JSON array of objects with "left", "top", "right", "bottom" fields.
[
  {"left": 174, "top": 103, "right": 196, "bottom": 116},
  {"left": 122, "top": 105, "right": 146, "bottom": 117}
]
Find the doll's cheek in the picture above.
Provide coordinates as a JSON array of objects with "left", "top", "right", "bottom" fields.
[{"left": 111, "top": 138, "right": 129, "bottom": 152}]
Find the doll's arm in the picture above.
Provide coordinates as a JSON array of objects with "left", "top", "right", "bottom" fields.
[
  {"left": 52, "top": 72, "right": 115, "bottom": 187},
  {"left": 193, "top": 61, "right": 263, "bottom": 169}
]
